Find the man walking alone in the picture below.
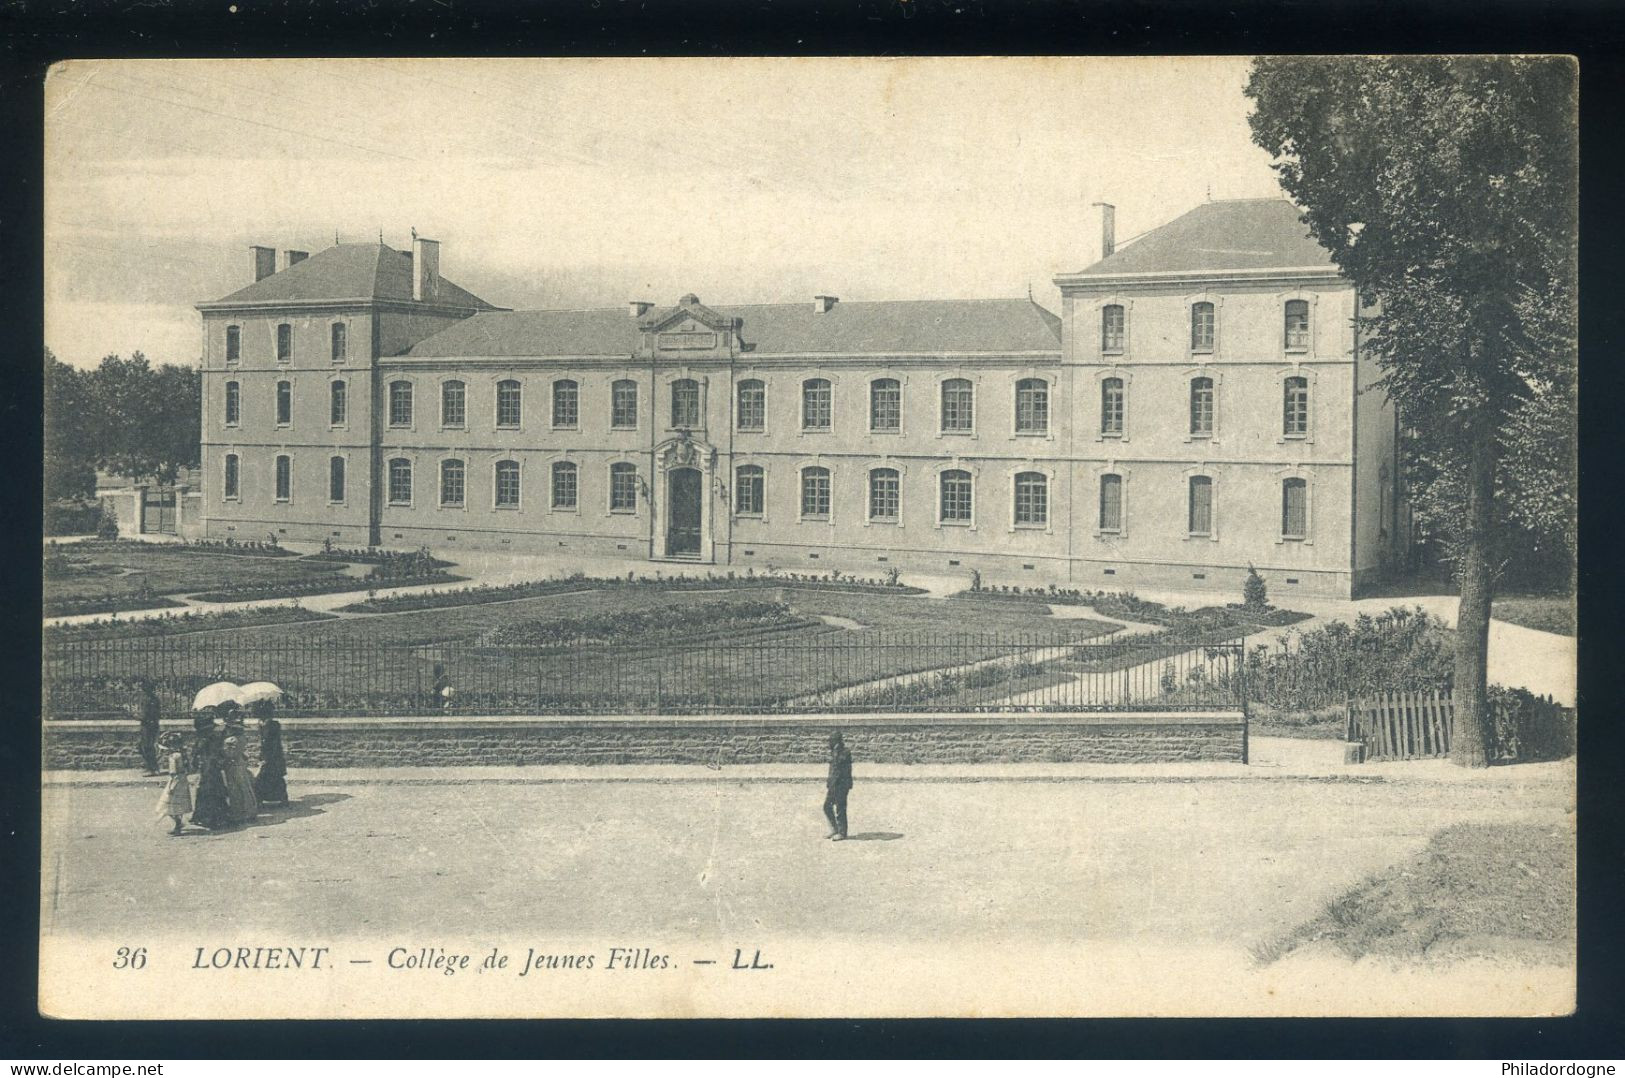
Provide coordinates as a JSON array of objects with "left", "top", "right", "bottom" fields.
[
  {"left": 135, "top": 679, "right": 162, "bottom": 776},
  {"left": 823, "top": 731, "right": 853, "bottom": 841}
]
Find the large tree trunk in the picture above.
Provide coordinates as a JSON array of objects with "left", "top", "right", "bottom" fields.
[{"left": 1451, "top": 422, "right": 1498, "bottom": 767}]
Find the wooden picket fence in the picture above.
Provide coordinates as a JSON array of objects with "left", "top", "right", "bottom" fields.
[
  {"left": 1345, "top": 689, "right": 1454, "bottom": 761},
  {"left": 1345, "top": 688, "right": 1576, "bottom": 763}
]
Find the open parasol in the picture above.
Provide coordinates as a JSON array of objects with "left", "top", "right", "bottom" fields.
[
  {"left": 236, "top": 681, "right": 285, "bottom": 706},
  {"left": 190, "top": 681, "right": 243, "bottom": 711}
]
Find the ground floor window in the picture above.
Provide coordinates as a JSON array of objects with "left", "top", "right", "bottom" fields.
[
  {"left": 735, "top": 465, "right": 764, "bottom": 515},
  {"left": 495, "top": 460, "right": 521, "bottom": 508},
  {"left": 1014, "top": 471, "right": 1047, "bottom": 526},
  {"left": 1282, "top": 477, "right": 1308, "bottom": 540},
  {"left": 1188, "top": 475, "right": 1213, "bottom": 536},
  {"left": 552, "top": 461, "right": 577, "bottom": 509},
  {"left": 388, "top": 458, "right": 412, "bottom": 506},
  {"left": 940, "top": 469, "right": 972, "bottom": 524},
  {"left": 440, "top": 459, "right": 464, "bottom": 507},
  {"left": 274, "top": 455, "right": 292, "bottom": 502},
  {"left": 801, "top": 466, "right": 830, "bottom": 519},
  {"left": 868, "top": 468, "right": 899, "bottom": 522},
  {"left": 610, "top": 463, "right": 638, "bottom": 512}
]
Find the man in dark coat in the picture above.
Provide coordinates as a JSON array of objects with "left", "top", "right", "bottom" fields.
[
  {"left": 135, "top": 679, "right": 161, "bottom": 775},
  {"left": 823, "top": 731, "right": 853, "bottom": 841}
]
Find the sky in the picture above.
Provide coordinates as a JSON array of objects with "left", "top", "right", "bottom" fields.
[{"left": 44, "top": 57, "right": 1287, "bottom": 369}]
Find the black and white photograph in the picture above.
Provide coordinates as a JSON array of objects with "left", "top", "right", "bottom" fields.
[{"left": 37, "top": 55, "right": 1577, "bottom": 1019}]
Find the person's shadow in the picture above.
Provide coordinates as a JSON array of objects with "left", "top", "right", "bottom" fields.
[
  {"left": 844, "top": 832, "right": 904, "bottom": 841},
  {"left": 247, "top": 792, "right": 351, "bottom": 827}
]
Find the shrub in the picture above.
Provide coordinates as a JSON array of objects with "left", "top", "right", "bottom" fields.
[
  {"left": 1243, "top": 564, "right": 1269, "bottom": 610},
  {"left": 96, "top": 504, "right": 120, "bottom": 540},
  {"left": 1246, "top": 606, "right": 1454, "bottom": 713},
  {"left": 44, "top": 500, "right": 104, "bottom": 537}
]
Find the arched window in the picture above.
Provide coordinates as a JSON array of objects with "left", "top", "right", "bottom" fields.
[
  {"left": 671, "top": 378, "right": 700, "bottom": 428},
  {"left": 941, "top": 378, "right": 974, "bottom": 432},
  {"left": 551, "top": 461, "right": 577, "bottom": 509},
  {"left": 552, "top": 379, "right": 578, "bottom": 429},
  {"left": 1098, "top": 474, "right": 1122, "bottom": 532},
  {"left": 1282, "top": 478, "right": 1308, "bottom": 540},
  {"left": 1284, "top": 376, "right": 1310, "bottom": 437},
  {"left": 1189, "top": 377, "right": 1214, "bottom": 437},
  {"left": 494, "top": 460, "right": 521, "bottom": 508},
  {"left": 1284, "top": 299, "right": 1311, "bottom": 351},
  {"left": 496, "top": 379, "right": 522, "bottom": 428},
  {"left": 223, "top": 454, "right": 240, "bottom": 500},
  {"left": 440, "top": 380, "right": 465, "bottom": 427},
  {"left": 328, "top": 457, "right": 346, "bottom": 503},
  {"left": 439, "top": 459, "right": 464, "bottom": 507},
  {"left": 1101, "top": 377, "right": 1125, "bottom": 436},
  {"left": 1101, "top": 304, "right": 1125, "bottom": 353},
  {"left": 870, "top": 378, "right": 901, "bottom": 432},
  {"left": 1188, "top": 475, "right": 1213, "bottom": 536},
  {"left": 868, "top": 468, "right": 900, "bottom": 522},
  {"left": 387, "top": 458, "right": 413, "bottom": 505},
  {"left": 1015, "top": 378, "right": 1048, "bottom": 434},
  {"left": 609, "top": 462, "right": 638, "bottom": 512},
  {"left": 224, "top": 380, "right": 240, "bottom": 426},
  {"left": 734, "top": 464, "right": 764, "bottom": 516},
  {"left": 329, "top": 380, "right": 347, "bottom": 426},
  {"left": 612, "top": 380, "right": 639, "bottom": 429},
  {"left": 388, "top": 380, "right": 413, "bottom": 427},
  {"left": 736, "top": 379, "right": 764, "bottom": 432},
  {"left": 1191, "top": 301, "right": 1215, "bottom": 352},
  {"left": 275, "top": 323, "right": 292, "bottom": 363},
  {"left": 802, "top": 378, "right": 831, "bottom": 431},
  {"left": 330, "top": 322, "right": 347, "bottom": 363},
  {"left": 1014, "top": 472, "right": 1048, "bottom": 526},
  {"left": 274, "top": 455, "right": 292, "bottom": 502},
  {"left": 224, "top": 325, "right": 241, "bottom": 364},
  {"left": 800, "top": 466, "right": 831, "bottom": 519},
  {"left": 275, "top": 380, "right": 292, "bottom": 426},
  {"left": 940, "top": 469, "right": 973, "bottom": 524}
]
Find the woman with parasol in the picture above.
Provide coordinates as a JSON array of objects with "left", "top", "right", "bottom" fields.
[{"left": 249, "top": 696, "right": 289, "bottom": 806}]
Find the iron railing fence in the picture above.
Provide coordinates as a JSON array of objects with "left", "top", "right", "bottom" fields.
[{"left": 44, "top": 633, "right": 1248, "bottom": 719}]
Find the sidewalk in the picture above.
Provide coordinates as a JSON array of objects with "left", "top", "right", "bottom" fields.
[{"left": 41, "top": 736, "right": 1574, "bottom": 788}]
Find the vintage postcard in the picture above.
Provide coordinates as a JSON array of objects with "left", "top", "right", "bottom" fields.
[{"left": 39, "top": 56, "right": 1577, "bottom": 1019}]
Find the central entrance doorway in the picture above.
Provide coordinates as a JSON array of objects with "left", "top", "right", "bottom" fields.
[{"left": 666, "top": 467, "right": 703, "bottom": 556}]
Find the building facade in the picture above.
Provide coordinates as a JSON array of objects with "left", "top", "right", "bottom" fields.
[{"left": 197, "top": 200, "right": 1404, "bottom": 597}]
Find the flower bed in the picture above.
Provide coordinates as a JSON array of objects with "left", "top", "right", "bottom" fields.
[
  {"left": 45, "top": 594, "right": 188, "bottom": 618},
  {"left": 186, "top": 571, "right": 466, "bottom": 605},
  {"left": 335, "top": 570, "right": 925, "bottom": 614},
  {"left": 44, "top": 605, "right": 339, "bottom": 643},
  {"left": 482, "top": 599, "right": 807, "bottom": 649},
  {"left": 177, "top": 538, "right": 302, "bottom": 558},
  {"left": 303, "top": 544, "right": 453, "bottom": 571}
]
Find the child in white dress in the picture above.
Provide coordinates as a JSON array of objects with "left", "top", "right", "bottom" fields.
[{"left": 154, "top": 732, "right": 192, "bottom": 836}]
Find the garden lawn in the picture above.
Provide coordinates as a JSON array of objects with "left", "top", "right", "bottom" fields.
[
  {"left": 1492, "top": 593, "right": 1574, "bottom": 637},
  {"left": 43, "top": 543, "right": 350, "bottom": 611},
  {"left": 47, "top": 586, "right": 1124, "bottom": 717}
]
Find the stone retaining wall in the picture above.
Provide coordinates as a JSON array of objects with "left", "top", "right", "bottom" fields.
[{"left": 44, "top": 712, "right": 1247, "bottom": 769}]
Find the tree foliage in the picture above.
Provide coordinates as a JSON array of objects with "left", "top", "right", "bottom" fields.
[
  {"left": 1246, "top": 56, "right": 1576, "bottom": 766},
  {"left": 43, "top": 348, "right": 202, "bottom": 496}
]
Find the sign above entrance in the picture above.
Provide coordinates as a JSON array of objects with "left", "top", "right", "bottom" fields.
[{"left": 657, "top": 331, "right": 719, "bottom": 350}]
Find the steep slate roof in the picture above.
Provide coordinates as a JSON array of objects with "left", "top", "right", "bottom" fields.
[
  {"left": 205, "top": 243, "right": 494, "bottom": 308},
  {"left": 405, "top": 297, "right": 1062, "bottom": 358},
  {"left": 1071, "top": 199, "right": 1336, "bottom": 276}
]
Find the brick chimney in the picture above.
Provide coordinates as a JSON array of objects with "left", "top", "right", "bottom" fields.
[
  {"left": 251, "top": 246, "right": 276, "bottom": 282},
  {"left": 282, "top": 250, "right": 309, "bottom": 270},
  {"left": 813, "top": 295, "right": 839, "bottom": 314},
  {"left": 1093, "top": 202, "right": 1116, "bottom": 262},
  {"left": 412, "top": 234, "right": 440, "bottom": 302},
  {"left": 629, "top": 301, "right": 653, "bottom": 318}
]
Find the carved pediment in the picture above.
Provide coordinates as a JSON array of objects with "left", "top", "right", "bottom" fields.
[{"left": 655, "top": 430, "right": 717, "bottom": 470}]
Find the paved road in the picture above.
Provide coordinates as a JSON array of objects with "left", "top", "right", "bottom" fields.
[{"left": 42, "top": 761, "right": 1573, "bottom": 947}]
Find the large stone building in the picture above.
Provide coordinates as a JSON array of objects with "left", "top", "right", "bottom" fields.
[{"left": 197, "top": 199, "right": 1405, "bottom": 597}]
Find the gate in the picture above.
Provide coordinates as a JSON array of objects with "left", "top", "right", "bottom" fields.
[{"left": 142, "top": 488, "right": 177, "bottom": 534}]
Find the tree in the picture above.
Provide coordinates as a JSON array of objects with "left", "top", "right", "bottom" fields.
[
  {"left": 85, "top": 352, "right": 201, "bottom": 485},
  {"left": 1246, "top": 57, "right": 1577, "bottom": 767},
  {"left": 43, "top": 348, "right": 98, "bottom": 501}
]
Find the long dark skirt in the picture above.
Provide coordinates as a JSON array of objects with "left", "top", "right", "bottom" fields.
[
  {"left": 253, "top": 762, "right": 288, "bottom": 804},
  {"left": 190, "top": 765, "right": 232, "bottom": 829}
]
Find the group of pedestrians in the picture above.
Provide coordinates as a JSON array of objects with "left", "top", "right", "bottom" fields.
[{"left": 152, "top": 697, "right": 290, "bottom": 836}]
